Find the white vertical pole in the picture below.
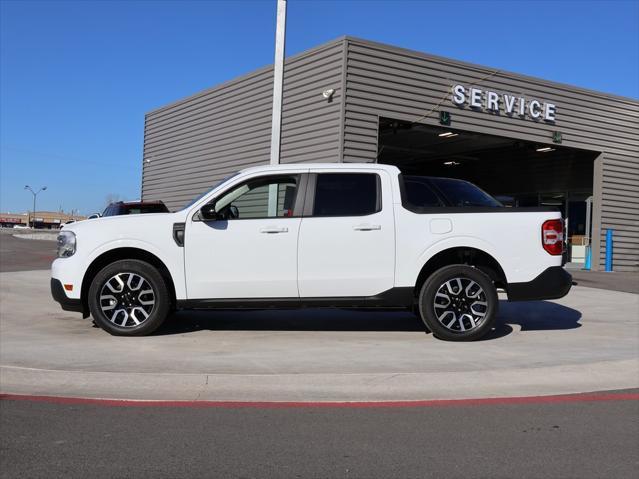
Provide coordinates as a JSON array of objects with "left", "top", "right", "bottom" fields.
[
  {"left": 270, "top": 0, "right": 287, "bottom": 166},
  {"left": 268, "top": 0, "right": 287, "bottom": 217}
]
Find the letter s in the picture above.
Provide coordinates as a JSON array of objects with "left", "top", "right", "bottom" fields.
[{"left": 452, "top": 85, "right": 466, "bottom": 105}]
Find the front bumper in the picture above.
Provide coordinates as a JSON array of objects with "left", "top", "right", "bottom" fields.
[
  {"left": 507, "top": 266, "right": 573, "bottom": 302},
  {"left": 51, "top": 278, "right": 85, "bottom": 314}
]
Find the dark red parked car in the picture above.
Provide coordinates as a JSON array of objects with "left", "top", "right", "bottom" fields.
[{"left": 101, "top": 200, "right": 169, "bottom": 217}]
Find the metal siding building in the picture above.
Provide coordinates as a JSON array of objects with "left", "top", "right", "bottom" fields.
[
  {"left": 142, "top": 39, "right": 344, "bottom": 209},
  {"left": 143, "top": 37, "right": 639, "bottom": 272}
]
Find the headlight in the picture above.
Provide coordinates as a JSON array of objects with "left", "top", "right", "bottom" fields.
[{"left": 57, "top": 231, "right": 76, "bottom": 258}]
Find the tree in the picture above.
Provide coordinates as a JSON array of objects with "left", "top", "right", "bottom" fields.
[{"left": 104, "top": 193, "right": 121, "bottom": 207}]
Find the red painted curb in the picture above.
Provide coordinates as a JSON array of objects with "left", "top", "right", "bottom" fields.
[{"left": 1, "top": 392, "right": 638, "bottom": 409}]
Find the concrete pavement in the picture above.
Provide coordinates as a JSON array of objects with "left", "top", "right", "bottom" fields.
[
  {"left": 0, "top": 230, "right": 56, "bottom": 272},
  {"left": 1, "top": 269, "right": 637, "bottom": 401},
  {"left": 570, "top": 268, "right": 639, "bottom": 294}
]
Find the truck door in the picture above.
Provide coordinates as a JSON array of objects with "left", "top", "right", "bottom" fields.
[
  {"left": 184, "top": 174, "right": 303, "bottom": 299},
  {"left": 297, "top": 171, "right": 395, "bottom": 298}
]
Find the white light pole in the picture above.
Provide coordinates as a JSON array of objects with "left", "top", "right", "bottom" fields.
[
  {"left": 270, "top": 0, "right": 287, "bottom": 165},
  {"left": 24, "top": 185, "right": 47, "bottom": 228},
  {"left": 268, "top": 0, "right": 287, "bottom": 217}
]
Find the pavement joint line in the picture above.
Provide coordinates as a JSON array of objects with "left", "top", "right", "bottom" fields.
[
  {"left": 1, "top": 392, "right": 638, "bottom": 408},
  {"left": 3, "top": 362, "right": 637, "bottom": 402},
  {"left": 3, "top": 361, "right": 638, "bottom": 377}
]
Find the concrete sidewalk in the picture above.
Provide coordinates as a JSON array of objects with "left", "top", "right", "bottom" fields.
[
  {"left": 570, "top": 269, "right": 639, "bottom": 294},
  {"left": 1, "top": 270, "right": 638, "bottom": 401}
]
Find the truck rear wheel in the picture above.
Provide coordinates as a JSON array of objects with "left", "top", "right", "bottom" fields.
[
  {"left": 418, "top": 265, "right": 498, "bottom": 341},
  {"left": 88, "top": 259, "right": 170, "bottom": 336}
]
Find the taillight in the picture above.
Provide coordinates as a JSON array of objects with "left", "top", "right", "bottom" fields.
[{"left": 542, "top": 219, "right": 564, "bottom": 255}]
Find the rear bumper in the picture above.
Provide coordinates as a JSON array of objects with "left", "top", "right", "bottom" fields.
[
  {"left": 507, "top": 266, "right": 573, "bottom": 301},
  {"left": 51, "top": 278, "right": 85, "bottom": 314}
]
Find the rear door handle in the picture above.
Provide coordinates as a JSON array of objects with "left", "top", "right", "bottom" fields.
[
  {"left": 260, "top": 227, "right": 289, "bottom": 234},
  {"left": 353, "top": 224, "right": 381, "bottom": 231}
]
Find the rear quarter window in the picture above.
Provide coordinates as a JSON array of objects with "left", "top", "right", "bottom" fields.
[
  {"left": 429, "top": 178, "right": 501, "bottom": 208},
  {"left": 404, "top": 179, "right": 444, "bottom": 207}
]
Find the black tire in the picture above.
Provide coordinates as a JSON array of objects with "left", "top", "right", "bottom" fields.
[
  {"left": 418, "top": 265, "right": 498, "bottom": 341},
  {"left": 88, "top": 259, "right": 170, "bottom": 336}
]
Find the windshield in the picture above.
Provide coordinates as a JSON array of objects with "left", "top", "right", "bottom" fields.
[
  {"left": 102, "top": 203, "right": 169, "bottom": 216},
  {"left": 429, "top": 178, "right": 502, "bottom": 207},
  {"left": 182, "top": 172, "right": 241, "bottom": 209},
  {"left": 124, "top": 204, "right": 168, "bottom": 214}
]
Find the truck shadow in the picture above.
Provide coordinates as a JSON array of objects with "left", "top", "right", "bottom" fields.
[
  {"left": 160, "top": 308, "right": 424, "bottom": 334},
  {"left": 157, "top": 300, "right": 582, "bottom": 339},
  {"left": 484, "top": 300, "right": 582, "bottom": 340}
]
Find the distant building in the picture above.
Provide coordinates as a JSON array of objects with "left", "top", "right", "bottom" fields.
[{"left": 0, "top": 211, "right": 86, "bottom": 229}]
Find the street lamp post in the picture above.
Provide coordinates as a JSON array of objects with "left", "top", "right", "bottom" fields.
[
  {"left": 24, "top": 185, "right": 47, "bottom": 228},
  {"left": 270, "top": 0, "right": 287, "bottom": 166}
]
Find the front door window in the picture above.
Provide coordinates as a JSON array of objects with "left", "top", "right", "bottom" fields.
[{"left": 214, "top": 176, "right": 298, "bottom": 220}]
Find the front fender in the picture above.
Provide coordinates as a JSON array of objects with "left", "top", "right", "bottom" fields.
[
  {"left": 86, "top": 238, "right": 166, "bottom": 264},
  {"left": 82, "top": 239, "right": 186, "bottom": 300}
]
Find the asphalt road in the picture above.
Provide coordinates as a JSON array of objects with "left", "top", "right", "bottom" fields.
[
  {"left": 0, "top": 230, "right": 55, "bottom": 272},
  {"left": 1, "top": 391, "right": 638, "bottom": 479}
]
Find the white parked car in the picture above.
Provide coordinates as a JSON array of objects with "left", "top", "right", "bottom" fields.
[{"left": 51, "top": 163, "right": 571, "bottom": 341}]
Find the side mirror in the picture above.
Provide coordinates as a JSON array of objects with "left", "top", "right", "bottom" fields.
[{"left": 200, "top": 202, "right": 219, "bottom": 221}]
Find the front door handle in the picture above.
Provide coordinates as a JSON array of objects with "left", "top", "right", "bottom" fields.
[
  {"left": 260, "top": 227, "right": 289, "bottom": 234},
  {"left": 353, "top": 224, "right": 381, "bottom": 231}
]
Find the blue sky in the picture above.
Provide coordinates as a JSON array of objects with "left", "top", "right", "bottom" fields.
[{"left": 1, "top": 0, "right": 638, "bottom": 215}]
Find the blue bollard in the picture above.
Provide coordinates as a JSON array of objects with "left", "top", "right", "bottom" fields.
[
  {"left": 605, "top": 229, "right": 613, "bottom": 272},
  {"left": 584, "top": 245, "right": 591, "bottom": 270}
]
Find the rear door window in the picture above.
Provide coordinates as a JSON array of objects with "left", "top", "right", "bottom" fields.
[{"left": 312, "top": 173, "right": 380, "bottom": 217}]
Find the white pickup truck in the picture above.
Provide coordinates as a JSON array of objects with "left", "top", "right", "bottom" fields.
[{"left": 52, "top": 163, "right": 572, "bottom": 341}]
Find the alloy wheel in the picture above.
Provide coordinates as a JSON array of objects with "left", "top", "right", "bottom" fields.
[
  {"left": 432, "top": 277, "right": 488, "bottom": 333},
  {"left": 99, "top": 272, "right": 156, "bottom": 328}
]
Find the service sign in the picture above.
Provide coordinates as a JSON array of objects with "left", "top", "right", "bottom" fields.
[{"left": 451, "top": 84, "right": 556, "bottom": 122}]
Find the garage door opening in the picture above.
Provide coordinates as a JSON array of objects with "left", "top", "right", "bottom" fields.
[{"left": 377, "top": 117, "right": 599, "bottom": 265}]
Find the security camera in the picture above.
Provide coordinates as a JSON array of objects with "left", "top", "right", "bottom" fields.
[{"left": 322, "top": 89, "right": 335, "bottom": 100}]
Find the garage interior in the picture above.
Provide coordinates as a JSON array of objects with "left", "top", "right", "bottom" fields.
[{"left": 377, "top": 117, "right": 599, "bottom": 264}]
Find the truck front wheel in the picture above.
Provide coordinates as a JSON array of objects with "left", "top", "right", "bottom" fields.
[
  {"left": 418, "top": 265, "right": 498, "bottom": 341},
  {"left": 88, "top": 259, "right": 170, "bottom": 336}
]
